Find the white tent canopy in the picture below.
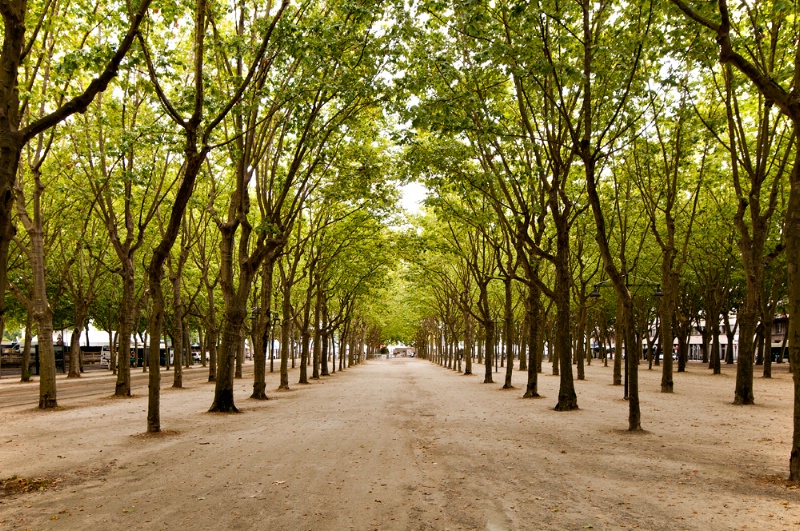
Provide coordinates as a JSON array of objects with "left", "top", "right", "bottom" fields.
[{"left": 27, "top": 321, "right": 114, "bottom": 347}]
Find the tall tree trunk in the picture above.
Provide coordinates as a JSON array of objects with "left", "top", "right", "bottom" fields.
[
  {"left": 109, "top": 330, "right": 117, "bottom": 375},
  {"left": 446, "top": 332, "right": 452, "bottom": 368},
  {"left": 16, "top": 183, "right": 58, "bottom": 408},
  {"left": 145, "top": 141, "right": 207, "bottom": 431},
  {"left": 146, "top": 274, "right": 165, "bottom": 431},
  {"left": 456, "top": 333, "right": 462, "bottom": 372},
  {"left": 677, "top": 330, "right": 688, "bottom": 372},
  {"left": 623, "top": 297, "right": 642, "bottom": 430},
  {"left": 67, "top": 310, "right": 87, "bottom": 378},
  {"left": 464, "top": 312, "right": 473, "bottom": 376},
  {"left": 299, "top": 325, "right": 310, "bottom": 384},
  {"left": 279, "top": 292, "right": 292, "bottom": 389},
  {"left": 251, "top": 261, "right": 274, "bottom": 399},
  {"left": 503, "top": 276, "right": 514, "bottom": 388},
  {"left": 733, "top": 296, "right": 758, "bottom": 405},
  {"left": 330, "top": 331, "right": 337, "bottom": 373},
  {"left": 199, "top": 328, "right": 206, "bottom": 368},
  {"left": 712, "top": 315, "right": 722, "bottom": 375},
  {"left": 21, "top": 312, "right": 32, "bottom": 381},
  {"left": 724, "top": 312, "right": 737, "bottom": 364},
  {"left": 36, "top": 317, "right": 57, "bottom": 408},
  {"left": 763, "top": 318, "right": 773, "bottom": 378},
  {"left": 320, "top": 324, "right": 329, "bottom": 376},
  {"left": 337, "top": 330, "right": 345, "bottom": 372},
  {"left": 614, "top": 301, "right": 624, "bottom": 385},
  {"left": 172, "top": 262, "right": 184, "bottom": 388},
  {"left": 114, "top": 263, "right": 136, "bottom": 396},
  {"left": 477, "top": 280, "right": 493, "bottom": 384},
  {"left": 235, "top": 327, "right": 244, "bottom": 379},
  {"left": 291, "top": 322, "right": 297, "bottom": 368},
  {"left": 312, "top": 277, "right": 322, "bottom": 379},
  {"left": 576, "top": 304, "right": 587, "bottom": 381},
  {"left": 348, "top": 330, "right": 356, "bottom": 368},
  {"left": 585, "top": 154, "right": 642, "bottom": 430},
  {"left": 755, "top": 325, "right": 765, "bottom": 366},
  {"left": 183, "top": 325, "right": 190, "bottom": 368},
  {"left": 209, "top": 309, "right": 245, "bottom": 412},
  {"left": 206, "top": 284, "right": 218, "bottom": 383},
  {"left": 553, "top": 237, "right": 577, "bottom": 410},
  {"left": 523, "top": 284, "right": 541, "bottom": 398},
  {"left": 786, "top": 145, "right": 800, "bottom": 480},
  {"left": 320, "top": 302, "right": 330, "bottom": 376},
  {"left": 519, "top": 313, "right": 528, "bottom": 371}
]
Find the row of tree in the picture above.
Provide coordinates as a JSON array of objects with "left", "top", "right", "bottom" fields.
[
  {"left": 1, "top": 0, "right": 409, "bottom": 432},
  {"left": 388, "top": 0, "right": 800, "bottom": 481},
  {"left": 2, "top": 0, "right": 799, "bottom": 482}
]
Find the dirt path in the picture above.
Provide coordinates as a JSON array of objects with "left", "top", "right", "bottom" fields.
[{"left": 1, "top": 358, "right": 799, "bottom": 530}]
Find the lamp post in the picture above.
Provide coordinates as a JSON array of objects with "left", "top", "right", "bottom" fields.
[{"left": 589, "top": 275, "right": 663, "bottom": 399}]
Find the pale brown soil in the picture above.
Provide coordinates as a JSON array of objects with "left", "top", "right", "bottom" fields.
[{"left": 1, "top": 358, "right": 799, "bottom": 530}]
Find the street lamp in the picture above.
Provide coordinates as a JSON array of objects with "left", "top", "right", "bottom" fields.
[{"left": 588, "top": 274, "right": 663, "bottom": 399}]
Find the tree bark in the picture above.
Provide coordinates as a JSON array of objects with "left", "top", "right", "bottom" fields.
[
  {"left": 787, "top": 149, "right": 800, "bottom": 481},
  {"left": 660, "top": 269, "right": 677, "bottom": 392},
  {"left": 207, "top": 285, "right": 218, "bottom": 382},
  {"left": 623, "top": 296, "right": 642, "bottom": 430},
  {"left": 279, "top": 291, "right": 292, "bottom": 389},
  {"left": 523, "top": 284, "right": 541, "bottom": 398},
  {"left": 251, "top": 261, "right": 274, "bottom": 399},
  {"left": 463, "top": 312, "right": 473, "bottom": 376},
  {"left": 21, "top": 312, "right": 32, "bottom": 381},
  {"left": 553, "top": 243, "right": 577, "bottom": 411},
  {"left": 576, "top": 304, "right": 587, "bottom": 381},
  {"left": 171, "top": 258, "right": 184, "bottom": 388},
  {"left": 67, "top": 314, "right": 85, "bottom": 379},
  {"left": 585, "top": 156, "right": 642, "bottom": 430},
  {"left": 209, "top": 308, "right": 243, "bottom": 412},
  {"left": 614, "top": 301, "right": 624, "bottom": 385},
  {"left": 320, "top": 302, "right": 330, "bottom": 376},
  {"left": 762, "top": 321, "right": 772, "bottom": 378},
  {"left": 478, "top": 280, "right": 493, "bottom": 384},
  {"left": 712, "top": 313, "right": 722, "bottom": 375},
  {"left": 15, "top": 171, "right": 57, "bottom": 407},
  {"left": 235, "top": 330, "right": 244, "bottom": 379},
  {"left": 502, "top": 275, "right": 514, "bottom": 389},
  {"left": 146, "top": 145, "right": 207, "bottom": 430},
  {"left": 312, "top": 275, "right": 322, "bottom": 379},
  {"left": 146, "top": 278, "right": 164, "bottom": 430}
]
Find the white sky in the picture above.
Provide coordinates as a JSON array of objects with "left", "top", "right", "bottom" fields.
[{"left": 400, "top": 182, "right": 427, "bottom": 214}]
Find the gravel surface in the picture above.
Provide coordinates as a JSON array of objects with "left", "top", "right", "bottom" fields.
[{"left": 1, "top": 357, "right": 799, "bottom": 530}]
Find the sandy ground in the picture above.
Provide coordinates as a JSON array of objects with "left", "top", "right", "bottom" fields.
[{"left": 1, "top": 357, "right": 799, "bottom": 530}]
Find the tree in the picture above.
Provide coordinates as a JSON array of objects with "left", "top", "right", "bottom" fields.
[
  {"left": 76, "top": 79, "right": 166, "bottom": 396},
  {"left": 630, "top": 85, "right": 706, "bottom": 392},
  {"left": 669, "top": 0, "right": 800, "bottom": 478},
  {"left": 0, "top": 1, "right": 154, "bottom": 384},
  {"left": 139, "top": 0, "right": 289, "bottom": 429}
]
